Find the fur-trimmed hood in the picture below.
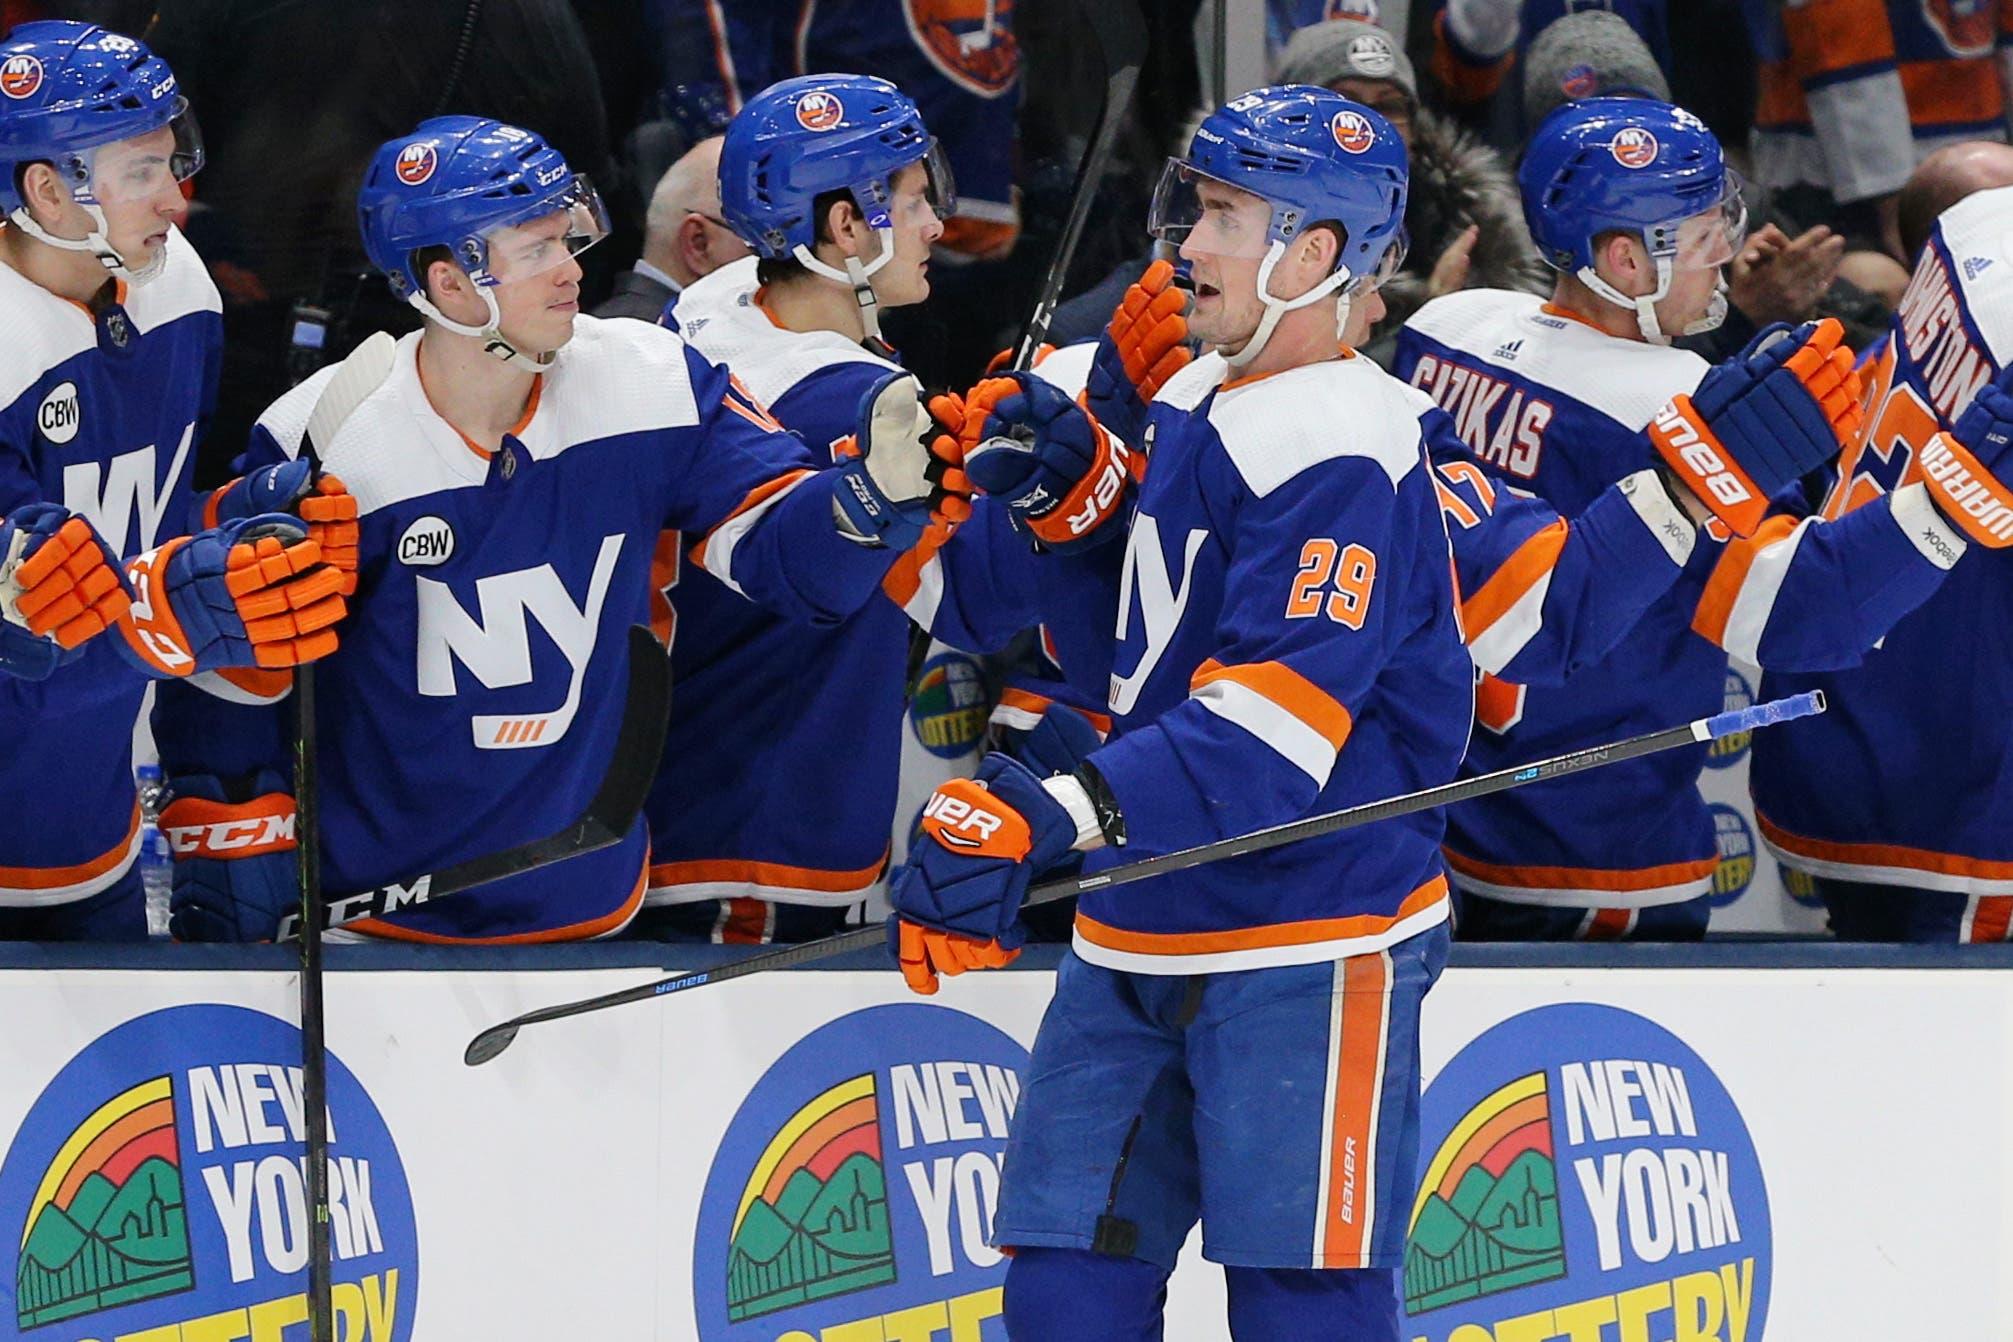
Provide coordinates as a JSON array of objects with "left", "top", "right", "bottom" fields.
[{"left": 1375, "top": 107, "right": 1550, "bottom": 335}]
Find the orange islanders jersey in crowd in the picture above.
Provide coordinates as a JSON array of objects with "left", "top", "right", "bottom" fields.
[
  {"left": 1743, "top": 0, "right": 2013, "bottom": 203},
  {"left": 1395, "top": 288, "right": 1965, "bottom": 911},
  {"left": 178, "top": 316, "right": 904, "bottom": 942},
  {"left": 0, "top": 228, "right": 219, "bottom": 908},
  {"left": 1754, "top": 185, "right": 2013, "bottom": 919},
  {"left": 654, "top": 0, "right": 1020, "bottom": 258}
]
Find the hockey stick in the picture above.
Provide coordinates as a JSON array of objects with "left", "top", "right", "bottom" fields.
[
  {"left": 1009, "top": 0, "right": 1148, "bottom": 371},
  {"left": 462, "top": 690, "right": 1826, "bottom": 1066},
  {"left": 290, "top": 331, "right": 396, "bottom": 1342},
  {"left": 274, "top": 622, "right": 671, "bottom": 942}
]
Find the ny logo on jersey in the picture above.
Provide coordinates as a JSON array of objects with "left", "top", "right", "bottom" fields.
[
  {"left": 415, "top": 534, "right": 623, "bottom": 750},
  {"left": 60, "top": 424, "right": 194, "bottom": 557},
  {"left": 1110, "top": 512, "right": 1208, "bottom": 717}
]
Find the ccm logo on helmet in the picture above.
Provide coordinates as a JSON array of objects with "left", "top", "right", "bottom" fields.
[
  {"left": 0, "top": 54, "right": 43, "bottom": 99},
  {"left": 396, "top": 141, "right": 439, "bottom": 186},
  {"left": 1331, "top": 109, "right": 1377, "bottom": 154},
  {"left": 796, "top": 91, "right": 845, "bottom": 131},
  {"left": 1611, "top": 127, "right": 1659, "bottom": 169}
]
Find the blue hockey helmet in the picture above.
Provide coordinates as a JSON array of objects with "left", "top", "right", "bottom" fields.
[
  {"left": 1518, "top": 97, "right": 1745, "bottom": 342},
  {"left": 1148, "top": 85, "right": 1408, "bottom": 365},
  {"left": 358, "top": 116, "right": 610, "bottom": 366},
  {"left": 0, "top": 21, "right": 203, "bottom": 280},
  {"left": 719, "top": 74, "right": 952, "bottom": 339}
]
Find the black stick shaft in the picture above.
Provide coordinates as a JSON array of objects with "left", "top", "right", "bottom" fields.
[
  {"left": 464, "top": 705, "right": 1772, "bottom": 1063},
  {"left": 295, "top": 666, "right": 334, "bottom": 1339}
]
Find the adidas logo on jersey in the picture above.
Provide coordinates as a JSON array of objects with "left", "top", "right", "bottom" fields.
[
  {"left": 1492, "top": 339, "right": 1524, "bottom": 362},
  {"left": 1965, "top": 256, "right": 1995, "bottom": 281}
]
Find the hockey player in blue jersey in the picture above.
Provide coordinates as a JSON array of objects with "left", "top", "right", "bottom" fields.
[
  {"left": 161, "top": 114, "right": 970, "bottom": 945},
  {"left": 1395, "top": 98, "right": 1979, "bottom": 940},
  {"left": 0, "top": 20, "right": 350, "bottom": 940}
]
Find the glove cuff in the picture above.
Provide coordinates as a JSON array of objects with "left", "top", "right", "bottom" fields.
[
  {"left": 1646, "top": 394, "right": 1770, "bottom": 537},
  {"left": 160, "top": 791, "right": 296, "bottom": 860},
  {"left": 1920, "top": 431, "right": 2013, "bottom": 547}
]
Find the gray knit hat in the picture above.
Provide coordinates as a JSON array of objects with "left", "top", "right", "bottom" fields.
[
  {"left": 1275, "top": 19, "right": 1417, "bottom": 106},
  {"left": 1523, "top": 11, "right": 1671, "bottom": 128}
]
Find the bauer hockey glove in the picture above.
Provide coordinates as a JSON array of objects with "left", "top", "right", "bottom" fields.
[
  {"left": 961, "top": 373, "right": 1138, "bottom": 551},
  {"left": 120, "top": 514, "right": 348, "bottom": 676},
  {"left": 887, "top": 752, "right": 1083, "bottom": 995},
  {"left": 832, "top": 370, "right": 973, "bottom": 550},
  {"left": 207, "top": 460, "right": 361, "bottom": 594},
  {"left": 0, "top": 503, "right": 132, "bottom": 680},
  {"left": 163, "top": 771, "right": 298, "bottom": 942},
  {"left": 1085, "top": 258, "right": 1192, "bottom": 445},
  {"left": 1646, "top": 317, "right": 1862, "bottom": 536},
  {"left": 1919, "top": 362, "right": 2013, "bottom": 547}
]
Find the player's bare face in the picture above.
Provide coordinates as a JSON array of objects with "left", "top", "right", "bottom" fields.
[
  {"left": 867, "top": 163, "right": 945, "bottom": 308},
  {"left": 1179, "top": 180, "right": 1272, "bottom": 349},
  {"left": 488, "top": 212, "right": 585, "bottom": 355}
]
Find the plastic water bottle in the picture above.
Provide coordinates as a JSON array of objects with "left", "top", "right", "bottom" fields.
[{"left": 136, "top": 763, "right": 172, "bottom": 939}]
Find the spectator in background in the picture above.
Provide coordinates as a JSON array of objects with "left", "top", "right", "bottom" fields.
[
  {"left": 142, "top": 0, "right": 616, "bottom": 484},
  {"left": 1276, "top": 18, "right": 1547, "bottom": 363},
  {"left": 593, "top": 135, "right": 748, "bottom": 321},
  {"left": 1741, "top": 0, "right": 2013, "bottom": 263}
]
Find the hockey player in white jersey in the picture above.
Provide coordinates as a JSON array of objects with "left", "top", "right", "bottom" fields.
[
  {"left": 0, "top": 20, "right": 349, "bottom": 940},
  {"left": 1395, "top": 98, "right": 1977, "bottom": 939},
  {"left": 161, "top": 115, "right": 968, "bottom": 944}
]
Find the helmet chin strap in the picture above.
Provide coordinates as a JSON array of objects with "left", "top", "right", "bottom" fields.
[
  {"left": 792, "top": 227, "right": 897, "bottom": 345},
  {"left": 407, "top": 286, "right": 558, "bottom": 371},
  {"left": 1221, "top": 241, "right": 1357, "bottom": 369},
  {"left": 9, "top": 202, "right": 167, "bottom": 285}
]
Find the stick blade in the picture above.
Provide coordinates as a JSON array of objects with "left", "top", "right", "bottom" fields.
[
  {"left": 304, "top": 331, "right": 398, "bottom": 459},
  {"left": 464, "top": 1025, "right": 519, "bottom": 1067}
]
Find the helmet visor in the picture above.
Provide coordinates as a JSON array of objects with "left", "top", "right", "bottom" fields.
[
  {"left": 1148, "top": 159, "right": 1278, "bottom": 260},
  {"left": 1672, "top": 172, "right": 1747, "bottom": 272},
  {"left": 473, "top": 176, "right": 612, "bottom": 285},
  {"left": 70, "top": 102, "right": 203, "bottom": 205}
]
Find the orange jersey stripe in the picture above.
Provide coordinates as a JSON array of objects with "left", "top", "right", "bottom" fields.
[
  {"left": 1075, "top": 875, "right": 1447, "bottom": 957},
  {"left": 1461, "top": 519, "right": 1567, "bottom": 642},
  {"left": 0, "top": 802, "right": 140, "bottom": 891},
  {"left": 648, "top": 850, "right": 889, "bottom": 894},
  {"left": 1692, "top": 515, "right": 1800, "bottom": 648},
  {"left": 1190, "top": 658, "right": 1353, "bottom": 751},
  {"left": 1968, "top": 896, "right": 2013, "bottom": 943},
  {"left": 995, "top": 687, "right": 1113, "bottom": 736},
  {"left": 1899, "top": 59, "right": 2004, "bottom": 125},
  {"left": 1758, "top": 811, "right": 2013, "bottom": 881},
  {"left": 1780, "top": 0, "right": 1898, "bottom": 77},
  {"left": 350, "top": 855, "right": 647, "bottom": 944},
  {"left": 688, "top": 468, "right": 815, "bottom": 572},
  {"left": 1444, "top": 849, "right": 1719, "bottom": 894},
  {"left": 1321, "top": 951, "right": 1391, "bottom": 1268}
]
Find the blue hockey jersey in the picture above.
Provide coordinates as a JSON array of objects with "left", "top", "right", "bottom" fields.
[
  {"left": 203, "top": 315, "right": 902, "bottom": 942},
  {"left": 1754, "top": 185, "right": 2013, "bottom": 906},
  {"left": 0, "top": 228, "right": 220, "bottom": 906},
  {"left": 1397, "top": 288, "right": 1964, "bottom": 909}
]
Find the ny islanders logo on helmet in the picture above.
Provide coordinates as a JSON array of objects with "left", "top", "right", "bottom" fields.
[
  {"left": 0, "top": 53, "right": 44, "bottom": 100},
  {"left": 1611, "top": 127, "right": 1660, "bottom": 169},
  {"left": 395, "top": 141, "right": 438, "bottom": 186},
  {"left": 795, "top": 90, "right": 845, "bottom": 132},
  {"left": 1332, "top": 109, "right": 1377, "bottom": 154}
]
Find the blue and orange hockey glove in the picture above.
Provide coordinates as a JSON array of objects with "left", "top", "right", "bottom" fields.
[
  {"left": 1646, "top": 317, "right": 1863, "bottom": 536},
  {"left": 120, "top": 514, "right": 348, "bottom": 676},
  {"left": 1085, "top": 257, "right": 1192, "bottom": 445},
  {"left": 887, "top": 753, "right": 1083, "bottom": 995},
  {"left": 207, "top": 460, "right": 361, "bottom": 594},
  {"left": 0, "top": 503, "right": 132, "bottom": 679},
  {"left": 832, "top": 371, "right": 973, "bottom": 550},
  {"left": 960, "top": 373, "right": 1138, "bottom": 552},
  {"left": 162, "top": 771, "right": 298, "bottom": 943},
  {"left": 1920, "top": 362, "right": 2013, "bottom": 547}
]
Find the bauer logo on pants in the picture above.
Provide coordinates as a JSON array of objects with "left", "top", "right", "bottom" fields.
[
  {"left": 692, "top": 1003, "right": 1029, "bottom": 1340},
  {"left": 1402, "top": 1004, "right": 1769, "bottom": 1342},
  {"left": 0, "top": 1004, "right": 419, "bottom": 1342}
]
